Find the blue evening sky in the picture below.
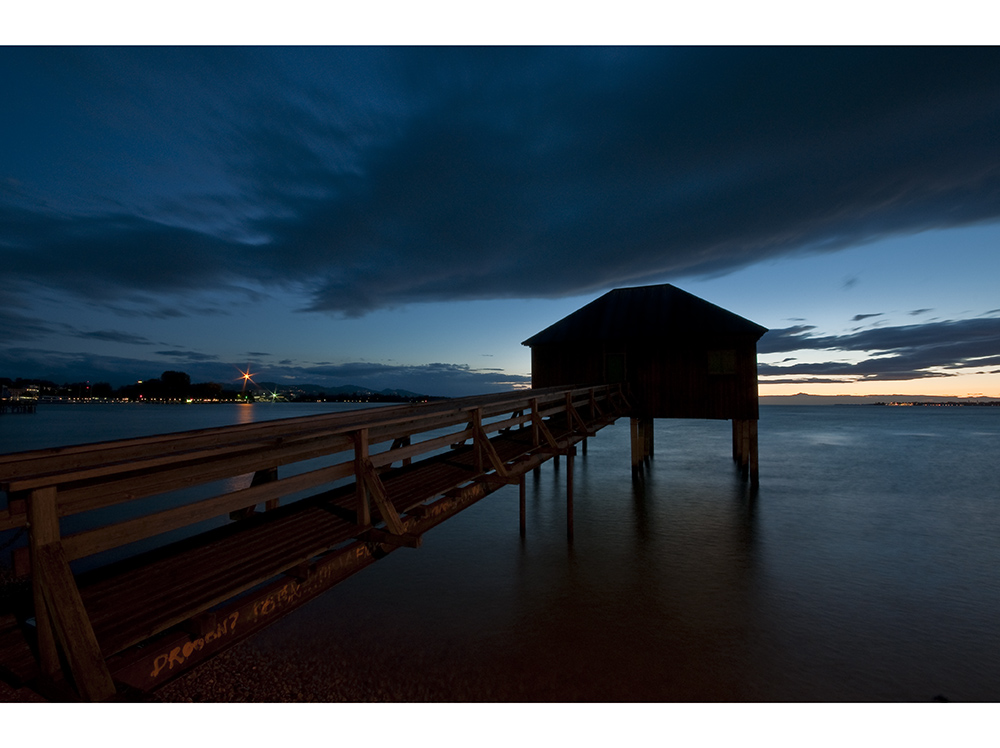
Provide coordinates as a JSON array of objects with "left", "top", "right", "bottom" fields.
[{"left": 3, "top": 21, "right": 999, "bottom": 398}]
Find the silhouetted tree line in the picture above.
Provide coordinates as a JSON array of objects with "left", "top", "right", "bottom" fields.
[{"left": 117, "top": 372, "right": 236, "bottom": 401}]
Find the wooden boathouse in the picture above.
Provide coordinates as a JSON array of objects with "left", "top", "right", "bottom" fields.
[
  {"left": 522, "top": 283, "right": 768, "bottom": 482},
  {"left": 0, "top": 385, "right": 626, "bottom": 701}
]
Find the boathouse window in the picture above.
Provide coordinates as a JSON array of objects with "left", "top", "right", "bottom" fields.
[{"left": 707, "top": 349, "right": 736, "bottom": 375}]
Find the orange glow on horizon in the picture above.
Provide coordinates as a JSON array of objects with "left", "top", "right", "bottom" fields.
[{"left": 759, "top": 370, "right": 1000, "bottom": 399}]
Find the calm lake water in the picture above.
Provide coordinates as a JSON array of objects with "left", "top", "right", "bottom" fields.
[{"left": 2, "top": 402, "right": 999, "bottom": 702}]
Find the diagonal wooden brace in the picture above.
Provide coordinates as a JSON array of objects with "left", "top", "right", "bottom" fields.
[
  {"left": 565, "top": 393, "right": 594, "bottom": 436},
  {"left": 34, "top": 542, "right": 117, "bottom": 701},
  {"left": 615, "top": 385, "right": 633, "bottom": 413},
  {"left": 474, "top": 423, "right": 510, "bottom": 480},
  {"left": 358, "top": 457, "right": 406, "bottom": 537},
  {"left": 589, "top": 388, "right": 604, "bottom": 419},
  {"left": 531, "top": 400, "right": 561, "bottom": 449},
  {"left": 450, "top": 421, "right": 475, "bottom": 449}
]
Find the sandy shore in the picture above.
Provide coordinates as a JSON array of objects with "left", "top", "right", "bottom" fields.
[{"left": 153, "top": 632, "right": 508, "bottom": 702}]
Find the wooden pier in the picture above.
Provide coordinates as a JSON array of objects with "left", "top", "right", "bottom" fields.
[{"left": 0, "top": 385, "right": 626, "bottom": 701}]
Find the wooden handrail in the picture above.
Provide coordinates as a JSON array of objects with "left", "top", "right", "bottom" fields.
[
  {"left": 0, "top": 385, "right": 576, "bottom": 473},
  {"left": 1, "top": 385, "right": 621, "bottom": 553}
]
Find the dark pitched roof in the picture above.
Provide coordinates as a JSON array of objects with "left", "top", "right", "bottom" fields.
[{"left": 522, "top": 284, "right": 768, "bottom": 346}]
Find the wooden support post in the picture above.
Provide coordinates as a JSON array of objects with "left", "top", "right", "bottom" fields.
[
  {"left": 566, "top": 447, "right": 575, "bottom": 541},
  {"left": 740, "top": 420, "right": 751, "bottom": 479},
  {"left": 643, "top": 417, "right": 654, "bottom": 458},
  {"left": 28, "top": 487, "right": 116, "bottom": 701},
  {"left": 472, "top": 409, "right": 484, "bottom": 474},
  {"left": 34, "top": 544, "right": 116, "bottom": 701},
  {"left": 630, "top": 417, "right": 642, "bottom": 473},
  {"left": 732, "top": 419, "right": 741, "bottom": 463},
  {"left": 353, "top": 429, "right": 371, "bottom": 528},
  {"left": 519, "top": 476, "right": 526, "bottom": 538},
  {"left": 389, "top": 436, "right": 412, "bottom": 467},
  {"left": 749, "top": 419, "right": 759, "bottom": 487},
  {"left": 231, "top": 467, "right": 279, "bottom": 518},
  {"left": 530, "top": 398, "right": 541, "bottom": 448},
  {"left": 256, "top": 467, "right": 280, "bottom": 512},
  {"left": 27, "top": 487, "right": 60, "bottom": 677}
]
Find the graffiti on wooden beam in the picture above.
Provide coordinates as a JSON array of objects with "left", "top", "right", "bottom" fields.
[
  {"left": 139, "top": 543, "right": 377, "bottom": 683},
  {"left": 149, "top": 612, "right": 240, "bottom": 678}
]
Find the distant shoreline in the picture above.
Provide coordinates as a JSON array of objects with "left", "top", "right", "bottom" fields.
[
  {"left": 26, "top": 397, "right": 437, "bottom": 405},
  {"left": 761, "top": 394, "right": 1000, "bottom": 406}
]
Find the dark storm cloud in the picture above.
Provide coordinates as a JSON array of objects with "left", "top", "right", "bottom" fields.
[
  {"left": 103, "top": 303, "right": 225, "bottom": 320},
  {"left": 1, "top": 206, "right": 244, "bottom": 298},
  {"left": 299, "top": 360, "right": 527, "bottom": 387},
  {"left": 154, "top": 350, "right": 221, "bottom": 362},
  {"left": 4, "top": 47, "right": 1000, "bottom": 316},
  {"left": 759, "top": 316, "right": 1000, "bottom": 381},
  {"left": 0, "top": 302, "right": 158, "bottom": 346},
  {"left": 74, "top": 330, "right": 156, "bottom": 345},
  {"left": 0, "top": 306, "right": 61, "bottom": 341},
  {"left": 756, "top": 325, "right": 817, "bottom": 351}
]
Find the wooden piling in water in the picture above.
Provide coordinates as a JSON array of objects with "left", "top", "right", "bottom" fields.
[
  {"left": 740, "top": 420, "right": 751, "bottom": 478},
  {"left": 519, "top": 477, "right": 526, "bottom": 537},
  {"left": 566, "top": 447, "right": 575, "bottom": 541},
  {"left": 630, "top": 417, "right": 642, "bottom": 472}
]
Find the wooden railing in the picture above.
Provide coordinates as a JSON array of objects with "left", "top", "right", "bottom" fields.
[{"left": 0, "top": 384, "right": 626, "bottom": 700}]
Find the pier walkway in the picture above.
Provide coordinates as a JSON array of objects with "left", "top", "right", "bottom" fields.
[{"left": 0, "top": 384, "right": 626, "bottom": 701}]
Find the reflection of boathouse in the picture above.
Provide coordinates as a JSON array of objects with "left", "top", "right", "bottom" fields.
[{"left": 522, "top": 283, "right": 767, "bottom": 483}]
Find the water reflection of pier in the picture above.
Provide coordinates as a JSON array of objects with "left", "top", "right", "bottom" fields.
[{"left": 0, "top": 385, "right": 625, "bottom": 701}]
